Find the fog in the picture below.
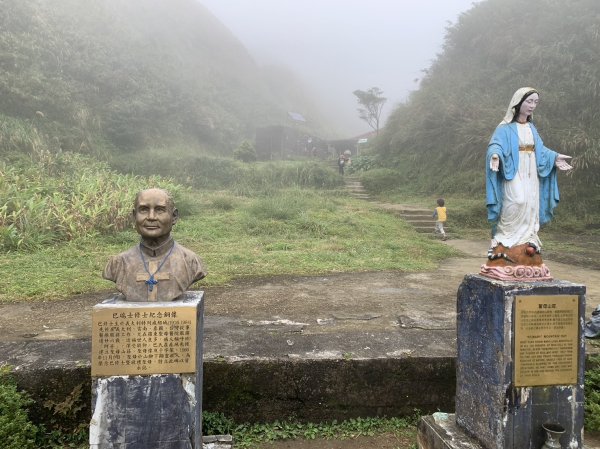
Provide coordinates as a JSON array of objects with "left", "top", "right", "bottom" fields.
[{"left": 200, "top": 0, "right": 479, "bottom": 137}]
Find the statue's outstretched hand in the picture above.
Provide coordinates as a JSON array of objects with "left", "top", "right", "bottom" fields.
[
  {"left": 490, "top": 154, "right": 500, "bottom": 172},
  {"left": 555, "top": 154, "right": 573, "bottom": 171}
]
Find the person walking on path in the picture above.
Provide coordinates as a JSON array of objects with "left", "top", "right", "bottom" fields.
[
  {"left": 433, "top": 198, "right": 448, "bottom": 240},
  {"left": 338, "top": 153, "right": 345, "bottom": 175}
]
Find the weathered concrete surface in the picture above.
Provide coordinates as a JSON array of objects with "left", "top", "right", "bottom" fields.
[
  {"left": 0, "top": 339, "right": 92, "bottom": 429},
  {"left": 0, "top": 331, "right": 456, "bottom": 426},
  {"left": 418, "top": 413, "right": 600, "bottom": 449},
  {"left": 456, "top": 275, "right": 585, "bottom": 449},
  {"left": 204, "top": 357, "right": 455, "bottom": 422},
  {"left": 90, "top": 375, "right": 197, "bottom": 449},
  {"left": 417, "top": 414, "right": 485, "bottom": 449},
  {"left": 202, "top": 435, "right": 233, "bottom": 449},
  {"left": 90, "top": 294, "right": 204, "bottom": 449},
  {"left": 1, "top": 240, "right": 599, "bottom": 429}
]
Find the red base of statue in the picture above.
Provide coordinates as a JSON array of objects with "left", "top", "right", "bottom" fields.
[{"left": 480, "top": 243, "right": 553, "bottom": 281}]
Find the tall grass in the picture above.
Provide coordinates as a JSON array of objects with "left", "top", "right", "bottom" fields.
[
  {"left": 0, "top": 115, "right": 46, "bottom": 154},
  {"left": 0, "top": 150, "right": 181, "bottom": 250},
  {"left": 113, "top": 149, "right": 343, "bottom": 192}
]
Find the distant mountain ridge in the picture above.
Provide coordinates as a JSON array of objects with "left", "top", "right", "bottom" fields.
[{"left": 0, "top": 0, "right": 331, "bottom": 155}]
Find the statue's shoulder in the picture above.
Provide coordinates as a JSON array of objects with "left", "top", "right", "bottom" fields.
[
  {"left": 172, "top": 242, "right": 206, "bottom": 281},
  {"left": 106, "top": 246, "right": 139, "bottom": 266},
  {"left": 496, "top": 122, "right": 513, "bottom": 132},
  {"left": 174, "top": 242, "right": 202, "bottom": 261},
  {"left": 489, "top": 123, "right": 510, "bottom": 145},
  {"left": 115, "top": 245, "right": 140, "bottom": 259},
  {"left": 493, "top": 122, "right": 517, "bottom": 142},
  {"left": 103, "top": 245, "right": 139, "bottom": 281}
]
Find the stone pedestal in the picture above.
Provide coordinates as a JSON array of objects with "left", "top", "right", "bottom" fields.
[
  {"left": 418, "top": 275, "right": 586, "bottom": 449},
  {"left": 89, "top": 292, "right": 204, "bottom": 449},
  {"left": 418, "top": 413, "right": 485, "bottom": 449}
]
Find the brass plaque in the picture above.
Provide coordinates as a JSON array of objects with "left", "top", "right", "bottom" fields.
[
  {"left": 514, "top": 295, "right": 579, "bottom": 387},
  {"left": 92, "top": 305, "right": 196, "bottom": 376}
]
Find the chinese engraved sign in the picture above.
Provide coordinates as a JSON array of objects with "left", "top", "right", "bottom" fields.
[
  {"left": 514, "top": 295, "right": 579, "bottom": 387},
  {"left": 92, "top": 304, "right": 197, "bottom": 376}
]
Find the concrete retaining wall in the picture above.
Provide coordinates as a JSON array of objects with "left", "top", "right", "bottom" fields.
[
  {"left": 204, "top": 357, "right": 456, "bottom": 422},
  {"left": 1, "top": 339, "right": 455, "bottom": 430},
  {"left": 3, "top": 338, "right": 597, "bottom": 431}
]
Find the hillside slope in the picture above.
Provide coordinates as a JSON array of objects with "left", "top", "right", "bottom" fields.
[
  {"left": 375, "top": 0, "right": 600, "bottom": 212},
  {"left": 0, "top": 0, "right": 330, "bottom": 155}
]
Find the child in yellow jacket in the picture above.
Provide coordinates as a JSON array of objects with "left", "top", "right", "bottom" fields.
[{"left": 433, "top": 198, "right": 447, "bottom": 240}]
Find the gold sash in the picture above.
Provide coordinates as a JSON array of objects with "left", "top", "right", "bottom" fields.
[{"left": 519, "top": 144, "right": 535, "bottom": 153}]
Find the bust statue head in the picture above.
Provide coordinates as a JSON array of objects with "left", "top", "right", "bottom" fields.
[
  {"left": 133, "top": 188, "right": 179, "bottom": 248},
  {"left": 103, "top": 188, "right": 206, "bottom": 301}
]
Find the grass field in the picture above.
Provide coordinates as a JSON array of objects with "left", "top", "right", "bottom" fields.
[{"left": 0, "top": 188, "right": 458, "bottom": 302}]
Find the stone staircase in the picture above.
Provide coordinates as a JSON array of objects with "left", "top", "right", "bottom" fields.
[
  {"left": 385, "top": 204, "right": 450, "bottom": 237},
  {"left": 343, "top": 176, "right": 370, "bottom": 200},
  {"left": 341, "top": 175, "right": 449, "bottom": 237},
  {"left": 395, "top": 207, "right": 437, "bottom": 234}
]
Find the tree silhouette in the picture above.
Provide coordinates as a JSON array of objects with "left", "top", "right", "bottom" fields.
[{"left": 353, "top": 87, "right": 387, "bottom": 134}]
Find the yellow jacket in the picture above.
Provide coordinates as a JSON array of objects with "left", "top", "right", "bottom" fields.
[{"left": 434, "top": 206, "right": 447, "bottom": 222}]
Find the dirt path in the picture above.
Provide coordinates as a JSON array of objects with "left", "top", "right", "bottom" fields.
[{"left": 1, "top": 238, "right": 598, "bottom": 349}]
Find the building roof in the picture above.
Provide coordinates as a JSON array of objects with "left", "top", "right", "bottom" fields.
[
  {"left": 287, "top": 111, "right": 306, "bottom": 122},
  {"left": 352, "top": 130, "right": 377, "bottom": 141}
]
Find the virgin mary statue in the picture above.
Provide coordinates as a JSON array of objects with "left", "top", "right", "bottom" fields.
[{"left": 481, "top": 87, "right": 572, "bottom": 281}]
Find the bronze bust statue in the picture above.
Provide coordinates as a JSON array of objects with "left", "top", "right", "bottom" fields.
[{"left": 103, "top": 188, "right": 206, "bottom": 301}]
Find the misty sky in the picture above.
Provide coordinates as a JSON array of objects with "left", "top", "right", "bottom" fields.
[{"left": 200, "top": 0, "right": 479, "bottom": 137}]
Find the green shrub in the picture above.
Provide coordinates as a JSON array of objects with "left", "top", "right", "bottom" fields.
[
  {"left": 233, "top": 161, "right": 342, "bottom": 193},
  {"left": 360, "top": 168, "right": 401, "bottom": 193},
  {"left": 246, "top": 194, "right": 304, "bottom": 221},
  {"left": 431, "top": 169, "right": 482, "bottom": 196},
  {"left": 0, "top": 115, "right": 47, "bottom": 154},
  {"left": 293, "top": 162, "right": 340, "bottom": 189},
  {"left": 0, "top": 368, "right": 38, "bottom": 449},
  {"left": 232, "top": 416, "right": 415, "bottom": 448},
  {"left": 347, "top": 155, "right": 376, "bottom": 174},
  {"left": 209, "top": 194, "right": 239, "bottom": 211},
  {"left": 233, "top": 140, "right": 257, "bottom": 163},
  {"left": 585, "top": 356, "right": 600, "bottom": 431},
  {"left": 203, "top": 411, "right": 235, "bottom": 435}
]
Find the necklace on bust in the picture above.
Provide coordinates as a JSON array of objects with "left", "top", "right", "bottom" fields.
[{"left": 138, "top": 242, "right": 176, "bottom": 292}]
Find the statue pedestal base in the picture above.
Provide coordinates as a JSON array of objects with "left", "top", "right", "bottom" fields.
[
  {"left": 90, "top": 374, "right": 199, "bottom": 449},
  {"left": 418, "top": 275, "right": 586, "bottom": 449},
  {"left": 89, "top": 292, "right": 205, "bottom": 449}
]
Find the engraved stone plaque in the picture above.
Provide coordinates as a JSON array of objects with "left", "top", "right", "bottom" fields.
[
  {"left": 92, "top": 301, "right": 197, "bottom": 376},
  {"left": 514, "top": 295, "right": 579, "bottom": 387}
]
